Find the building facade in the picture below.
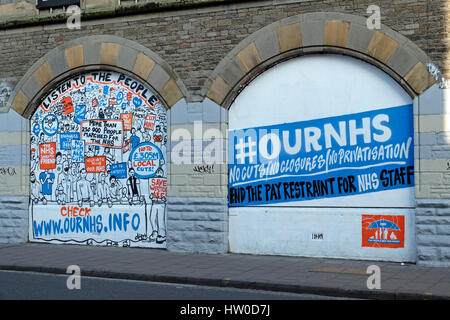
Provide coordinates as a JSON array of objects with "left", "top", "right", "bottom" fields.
[{"left": 0, "top": 0, "right": 449, "bottom": 266}]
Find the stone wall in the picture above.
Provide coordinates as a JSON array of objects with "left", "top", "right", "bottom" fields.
[
  {"left": 0, "top": 0, "right": 447, "bottom": 100},
  {"left": 166, "top": 98, "right": 228, "bottom": 253},
  {"left": 414, "top": 83, "right": 450, "bottom": 266},
  {"left": 416, "top": 199, "right": 450, "bottom": 267},
  {"left": 0, "top": 0, "right": 448, "bottom": 264},
  {"left": 0, "top": 109, "right": 29, "bottom": 243},
  {"left": 167, "top": 197, "right": 228, "bottom": 253}
]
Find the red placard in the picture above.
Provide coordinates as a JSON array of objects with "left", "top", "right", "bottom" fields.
[
  {"left": 61, "top": 96, "right": 74, "bottom": 115},
  {"left": 39, "top": 143, "right": 56, "bottom": 169},
  {"left": 362, "top": 215, "right": 405, "bottom": 248},
  {"left": 85, "top": 156, "right": 106, "bottom": 173}
]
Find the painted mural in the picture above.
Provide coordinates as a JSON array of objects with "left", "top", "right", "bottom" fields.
[
  {"left": 29, "top": 71, "right": 168, "bottom": 248},
  {"left": 228, "top": 104, "right": 414, "bottom": 207}
]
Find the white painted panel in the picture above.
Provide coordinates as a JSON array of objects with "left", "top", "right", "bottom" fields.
[
  {"left": 29, "top": 204, "right": 166, "bottom": 248},
  {"left": 229, "top": 55, "right": 414, "bottom": 208},
  {"left": 228, "top": 54, "right": 415, "bottom": 261},
  {"left": 229, "top": 54, "right": 411, "bottom": 130},
  {"left": 229, "top": 207, "right": 416, "bottom": 262}
]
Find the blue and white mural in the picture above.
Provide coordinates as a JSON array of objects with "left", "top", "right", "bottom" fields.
[
  {"left": 29, "top": 71, "right": 168, "bottom": 248},
  {"left": 228, "top": 104, "right": 414, "bottom": 206}
]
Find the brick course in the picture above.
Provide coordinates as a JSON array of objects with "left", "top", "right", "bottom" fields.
[{"left": 0, "top": 0, "right": 447, "bottom": 99}]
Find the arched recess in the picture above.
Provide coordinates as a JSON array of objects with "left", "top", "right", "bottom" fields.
[
  {"left": 7, "top": 35, "right": 187, "bottom": 119},
  {"left": 220, "top": 12, "right": 431, "bottom": 262},
  {"left": 20, "top": 35, "right": 182, "bottom": 249},
  {"left": 204, "top": 12, "right": 436, "bottom": 108}
]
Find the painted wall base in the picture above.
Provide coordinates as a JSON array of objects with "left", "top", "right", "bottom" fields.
[
  {"left": 166, "top": 197, "right": 228, "bottom": 254},
  {"left": 0, "top": 196, "right": 29, "bottom": 243},
  {"left": 229, "top": 207, "right": 416, "bottom": 263}
]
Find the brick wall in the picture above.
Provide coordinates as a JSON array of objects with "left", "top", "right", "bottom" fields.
[
  {"left": 0, "top": 0, "right": 447, "bottom": 100},
  {"left": 414, "top": 82, "right": 450, "bottom": 265},
  {"left": 0, "top": 0, "right": 33, "bottom": 4}
]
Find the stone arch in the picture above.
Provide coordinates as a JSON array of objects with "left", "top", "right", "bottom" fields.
[
  {"left": 204, "top": 12, "right": 436, "bottom": 109},
  {"left": 7, "top": 35, "right": 187, "bottom": 119}
]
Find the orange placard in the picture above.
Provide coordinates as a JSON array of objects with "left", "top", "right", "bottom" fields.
[
  {"left": 39, "top": 143, "right": 56, "bottom": 169},
  {"left": 362, "top": 215, "right": 405, "bottom": 248},
  {"left": 120, "top": 113, "right": 133, "bottom": 131},
  {"left": 61, "top": 96, "right": 74, "bottom": 115},
  {"left": 85, "top": 156, "right": 106, "bottom": 173}
]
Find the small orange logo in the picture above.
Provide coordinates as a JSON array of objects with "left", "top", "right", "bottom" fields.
[{"left": 362, "top": 215, "right": 405, "bottom": 248}]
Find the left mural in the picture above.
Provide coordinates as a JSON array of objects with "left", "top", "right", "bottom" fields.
[{"left": 29, "top": 71, "right": 168, "bottom": 248}]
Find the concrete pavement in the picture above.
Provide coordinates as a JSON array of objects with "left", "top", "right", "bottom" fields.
[{"left": 0, "top": 243, "right": 449, "bottom": 300}]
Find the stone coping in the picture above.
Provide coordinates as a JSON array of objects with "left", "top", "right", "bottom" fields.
[
  {"left": 204, "top": 12, "right": 436, "bottom": 108},
  {"left": 5, "top": 34, "right": 187, "bottom": 117}
]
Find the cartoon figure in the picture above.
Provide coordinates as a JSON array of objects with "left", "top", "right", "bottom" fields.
[
  {"left": 163, "top": 125, "right": 167, "bottom": 146},
  {"left": 153, "top": 124, "right": 163, "bottom": 148},
  {"left": 96, "top": 172, "right": 109, "bottom": 207},
  {"left": 56, "top": 183, "right": 65, "bottom": 205},
  {"left": 70, "top": 162, "right": 79, "bottom": 202},
  {"left": 111, "top": 106, "right": 120, "bottom": 119},
  {"left": 76, "top": 168, "right": 93, "bottom": 207},
  {"left": 103, "top": 147, "right": 115, "bottom": 164},
  {"left": 38, "top": 132, "right": 46, "bottom": 144},
  {"left": 108, "top": 176, "right": 122, "bottom": 202},
  {"left": 120, "top": 187, "right": 129, "bottom": 205},
  {"left": 129, "top": 128, "right": 141, "bottom": 150},
  {"left": 57, "top": 161, "right": 72, "bottom": 203},
  {"left": 62, "top": 121, "right": 71, "bottom": 133},
  {"left": 127, "top": 168, "right": 140, "bottom": 204},
  {"left": 104, "top": 106, "right": 113, "bottom": 119},
  {"left": 149, "top": 168, "right": 167, "bottom": 244},
  {"left": 30, "top": 148, "right": 37, "bottom": 173},
  {"left": 30, "top": 172, "right": 44, "bottom": 204},
  {"left": 85, "top": 145, "right": 95, "bottom": 158},
  {"left": 92, "top": 97, "right": 98, "bottom": 108},
  {"left": 55, "top": 151, "right": 63, "bottom": 177},
  {"left": 30, "top": 135, "right": 38, "bottom": 150},
  {"left": 90, "top": 179, "right": 97, "bottom": 204},
  {"left": 149, "top": 194, "right": 166, "bottom": 244},
  {"left": 122, "top": 132, "right": 132, "bottom": 153},
  {"left": 39, "top": 169, "right": 55, "bottom": 204},
  {"left": 141, "top": 129, "right": 152, "bottom": 143}
]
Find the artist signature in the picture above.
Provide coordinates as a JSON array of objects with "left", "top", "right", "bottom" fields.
[
  {"left": 135, "top": 233, "right": 148, "bottom": 241},
  {"left": 193, "top": 164, "right": 215, "bottom": 174}
]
